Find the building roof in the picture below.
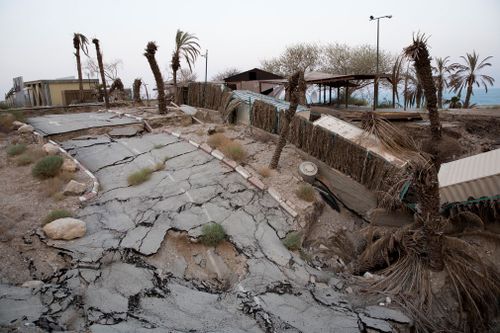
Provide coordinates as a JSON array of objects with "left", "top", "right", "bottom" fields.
[
  {"left": 232, "top": 90, "right": 308, "bottom": 113},
  {"left": 24, "top": 78, "right": 99, "bottom": 85},
  {"left": 224, "top": 68, "right": 284, "bottom": 82},
  {"left": 259, "top": 71, "right": 392, "bottom": 87},
  {"left": 438, "top": 148, "right": 500, "bottom": 203}
]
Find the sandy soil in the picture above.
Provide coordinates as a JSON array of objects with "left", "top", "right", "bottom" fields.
[{"left": 0, "top": 131, "right": 92, "bottom": 285}]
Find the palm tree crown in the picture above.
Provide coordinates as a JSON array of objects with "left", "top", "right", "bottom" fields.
[
  {"left": 450, "top": 51, "right": 494, "bottom": 108},
  {"left": 432, "top": 56, "right": 454, "bottom": 108},
  {"left": 73, "top": 33, "right": 89, "bottom": 56},
  {"left": 171, "top": 29, "right": 201, "bottom": 73}
]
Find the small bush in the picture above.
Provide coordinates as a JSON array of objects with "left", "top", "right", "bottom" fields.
[
  {"left": 207, "top": 133, "right": 229, "bottom": 148},
  {"left": 295, "top": 183, "right": 315, "bottom": 202},
  {"left": 8, "top": 110, "right": 26, "bottom": 122},
  {"left": 43, "top": 209, "right": 73, "bottom": 225},
  {"left": 282, "top": 232, "right": 301, "bottom": 251},
  {"left": 127, "top": 168, "right": 153, "bottom": 186},
  {"left": 16, "top": 153, "right": 34, "bottom": 166},
  {"left": 221, "top": 141, "right": 246, "bottom": 162},
  {"left": 257, "top": 166, "right": 272, "bottom": 178},
  {"left": 32, "top": 155, "right": 64, "bottom": 179},
  {"left": 7, "top": 144, "right": 27, "bottom": 156},
  {"left": 0, "top": 113, "right": 15, "bottom": 132},
  {"left": 201, "top": 223, "right": 226, "bottom": 246}
]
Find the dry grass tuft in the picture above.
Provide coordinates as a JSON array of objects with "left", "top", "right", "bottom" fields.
[
  {"left": 127, "top": 168, "right": 153, "bottom": 186},
  {"left": 221, "top": 141, "right": 246, "bottom": 162},
  {"left": 295, "top": 183, "right": 315, "bottom": 202},
  {"left": 15, "top": 147, "right": 45, "bottom": 166},
  {"left": 43, "top": 177, "right": 64, "bottom": 197},
  {"left": 257, "top": 166, "right": 272, "bottom": 178},
  {"left": 207, "top": 133, "right": 229, "bottom": 148}
]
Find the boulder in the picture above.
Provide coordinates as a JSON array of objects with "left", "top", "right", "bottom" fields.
[
  {"left": 17, "top": 124, "right": 34, "bottom": 133},
  {"left": 62, "top": 159, "right": 78, "bottom": 172},
  {"left": 12, "top": 121, "right": 24, "bottom": 129},
  {"left": 43, "top": 218, "right": 86, "bottom": 240},
  {"left": 63, "top": 180, "right": 86, "bottom": 195},
  {"left": 43, "top": 143, "right": 60, "bottom": 155}
]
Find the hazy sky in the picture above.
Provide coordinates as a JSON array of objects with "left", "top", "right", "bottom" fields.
[{"left": 1, "top": 0, "right": 499, "bottom": 98}]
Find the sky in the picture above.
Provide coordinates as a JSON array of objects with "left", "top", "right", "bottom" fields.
[{"left": 1, "top": 0, "right": 499, "bottom": 99}]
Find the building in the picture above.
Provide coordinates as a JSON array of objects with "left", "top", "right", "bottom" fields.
[
  {"left": 224, "top": 68, "right": 283, "bottom": 95},
  {"left": 5, "top": 77, "right": 99, "bottom": 107}
]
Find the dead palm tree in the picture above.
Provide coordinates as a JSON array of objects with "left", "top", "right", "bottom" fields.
[
  {"left": 171, "top": 29, "right": 200, "bottom": 102},
  {"left": 391, "top": 55, "right": 406, "bottom": 108},
  {"left": 432, "top": 56, "right": 453, "bottom": 108},
  {"left": 450, "top": 51, "right": 495, "bottom": 108},
  {"left": 133, "top": 79, "right": 142, "bottom": 104},
  {"left": 269, "top": 71, "right": 305, "bottom": 169},
  {"left": 92, "top": 38, "right": 109, "bottom": 109},
  {"left": 144, "top": 42, "right": 167, "bottom": 114},
  {"left": 73, "top": 33, "right": 89, "bottom": 103}
]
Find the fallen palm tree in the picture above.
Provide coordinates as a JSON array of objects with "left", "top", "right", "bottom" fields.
[{"left": 354, "top": 34, "right": 500, "bottom": 332}]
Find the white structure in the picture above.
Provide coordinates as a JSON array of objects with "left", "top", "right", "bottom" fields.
[{"left": 439, "top": 148, "right": 500, "bottom": 204}]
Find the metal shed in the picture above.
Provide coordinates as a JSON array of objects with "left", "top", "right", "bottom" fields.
[{"left": 438, "top": 148, "right": 500, "bottom": 204}]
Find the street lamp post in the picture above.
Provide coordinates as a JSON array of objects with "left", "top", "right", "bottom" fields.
[
  {"left": 201, "top": 49, "right": 208, "bottom": 107},
  {"left": 369, "top": 14, "right": 392, "bottom": 111}
]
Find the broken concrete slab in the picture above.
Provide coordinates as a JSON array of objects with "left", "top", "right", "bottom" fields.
[{"left": 0, "top": 284, "right": 43, "bottom": 325}]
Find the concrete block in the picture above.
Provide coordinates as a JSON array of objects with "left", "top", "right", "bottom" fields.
[
  {"left": 268, "top": 187, "right": 283, "bottom": 203},
  {"left": 248, "top": 177, "right": 265, "bottom": 190},
  {"left": 199, "top": 143, "right": 213, "bottom": 154},
  {"left": 235, "top": 166, "right": 250, "bottom": 179},
  {"left": 280, "top": 201, "right": 298, "bottom": 218},
  {"left": 188, "top": 140, "right": 200, "bottom": 148},
  {"left": 171, "top": 132, "right": 181, "bottom": 138},
  {"left": 222, "top": 158, "right": 238, "bottom": 169},
  {"left": 211, "top": 149, "right": 224, "bottom": 160}
]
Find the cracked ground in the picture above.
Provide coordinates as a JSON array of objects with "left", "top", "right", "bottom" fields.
[{"left": 1, "top": 118, "right": 411, "bottom": 332}]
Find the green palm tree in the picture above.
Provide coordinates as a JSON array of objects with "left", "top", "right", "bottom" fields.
[
  {"left": 171, "top": 29, "right": 200, "bottom": 101},
  {"left": 450, "top": 51, "right": 495, "bottom": 108},
  {"left": 73, "top": 33, "right": 89, "bottom": 103},
  {"left": 432, "top": 56, "right": 453, "bottom": 109},
  {"left": 144, "top": 42, "right": 167, "bottom": 114}
]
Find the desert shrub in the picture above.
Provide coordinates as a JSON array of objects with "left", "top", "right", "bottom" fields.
[
  {"left": 8, "top": 110, "right": 26, "bottom": 122},
  {"left": 16, "top": 153, "right": 34, "bottom": 166},
  {"left": 7, "top": 144, "right": 27, "bottom": 156},
  {"left": 127, "top": 168, "right": 153, "bottom": 186},
  {"left": 282, "top": 232, "right": 302, "bottom": 251},
  {"left": 0, "top": 113, "right": 15, "bottom": 132},
  {"left": 32, "top": 155, "right": 63, "bottom": 179},
  {"left": 221, "top": 141, "right": 246, "bottom": 162},
  {"left": 201, "top": 223, "right": 226, "bottom": 246},
  {"left": 257, "top": 166, "right": 272, "bottom": 178},
  {"left": 207, "top": 133, "right": 229, "bottom": 148},
  {"left": 43, "top": 209, "right": 73, "bottom": 225},
  {"left": 295, "top": 183, "right": 315, "bottom": 202}
]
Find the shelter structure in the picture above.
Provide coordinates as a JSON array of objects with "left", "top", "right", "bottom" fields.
[
  {"left": 260, "top": 71, "right": 393, "bottom": 109},
  {"left": 223, "top": 68, "right": 284, "bottom": 95}
]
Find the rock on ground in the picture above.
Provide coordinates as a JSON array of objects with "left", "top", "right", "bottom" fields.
[
  {"left": 43, "top": 143, "right": 60, "bottom": 155},
  {"left": 63, "top": 180, "right": 86, "bottom": 195},
  {"left": 62, "top": 159, "right": 78, "bottom": 172},
  {"left": 18, "top": 124, "right": 34, "bottom": 133},
  {"left": 42, "top": 218, "right": 86, "bottom": 240},
  {"left": 12, "top": 120, "right": 24, "bottom": 129}
]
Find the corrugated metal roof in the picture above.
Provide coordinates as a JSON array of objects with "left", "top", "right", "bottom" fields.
[
  {"left": 313, "top": 115, "right": 406, "bottom": 167},
  {"left": 232, "top": 90, "right": 309, "bottom": 113},
  {"left": 438, "top": 148, "right": 500, "bottom": 203}
]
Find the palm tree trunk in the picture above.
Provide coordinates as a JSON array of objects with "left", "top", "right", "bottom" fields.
[
  {"left": 269, "top": 71, "right": 303, "bottom": 169},
  {"left": 146, "top": 55, "right": 167, "bottom": 114},
  {"left": 93, "top": 39, "right": 109, "bottom": 109},
  {"left": 75, "top": 48, "right": 84, "bottom": 103},
  {"left": 464, "top": 83, "right": 473, "bottom": 108},
  {"left": 437, "top": 79, "right": 443, "bottom": 109},
  {"left": 172, "top": 69, "right": 178, "bottom": 103}
]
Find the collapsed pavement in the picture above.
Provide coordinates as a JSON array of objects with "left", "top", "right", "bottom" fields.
[{"left": 1, "top": 114, "right": 412, "bottom": 332}]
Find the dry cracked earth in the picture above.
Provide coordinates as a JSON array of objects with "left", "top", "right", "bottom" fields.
[{"left": 1, "top": 115, "right": 411, "bottom": 332}]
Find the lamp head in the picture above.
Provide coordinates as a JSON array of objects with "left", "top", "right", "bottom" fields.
[{"left": 369, "top": 15, "right": 374, "bottom": 20}]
